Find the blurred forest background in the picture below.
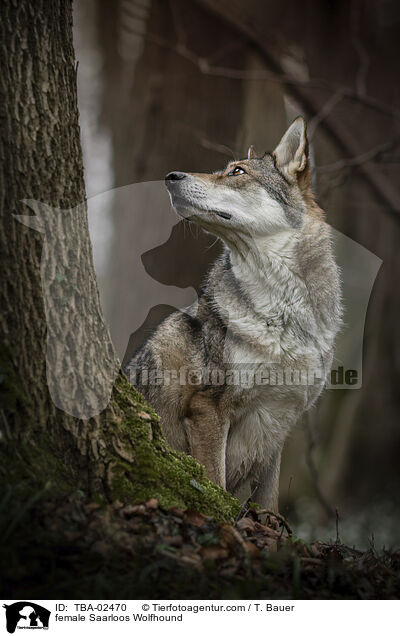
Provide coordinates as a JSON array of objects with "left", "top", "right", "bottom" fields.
[{"left": 73, "top": 0, "right": 400, "bottom": 550}]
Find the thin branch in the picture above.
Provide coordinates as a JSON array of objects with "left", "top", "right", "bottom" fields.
[
  {"left": 191, "top": 0, "right": 400, "bottom": 220},
  {"left": 234, "top": 482, "right": 259, "bottom": 521},
  {"left": 178, "top": 121, "right": 239, "bottom": 159},
  {"left": 206, "top": 40, "right": 246, "bottom": 65},
  {"left": 199, "top": 136, "right": 238, "bottom": 158},
  {"left": 308, "top": 89, "right": 346, "bottom": 141},
  {"left": 140, "top": 10, "right": 400, "bottom": 219},
  {"left": 316, "top": 138, "right": 400, "bottom": 173},
  {"left": 335, "top": 508, "right": 341, "bottom": 544},
  {"left": 318, "top": 168, "right": 352, "bottom": 200},
  {"left": 253, "top": 509, "right": 293, "bottom": 536},
  {"left": 304, "top": 412, "right": 336, "bottom": 519},
  {"left": 351, "top": 0, "right": 370, "bottom": 97},
  {"left": 168, "top": 0, "right": 187, "bottom": 47},
  {"left": 144, "top": 31, "right": 400, "bottom": 122}
]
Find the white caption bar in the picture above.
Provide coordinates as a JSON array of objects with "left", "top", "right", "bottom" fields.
[{"left": 1, "top": 599, "right": 398, "bottom": 635}]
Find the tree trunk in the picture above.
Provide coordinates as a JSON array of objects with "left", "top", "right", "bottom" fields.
[{"left": 0, "top": 0, "right": 238, "bottom": 519}]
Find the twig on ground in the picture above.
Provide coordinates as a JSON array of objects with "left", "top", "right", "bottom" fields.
[
  {"left": 254, "top": 508, "right": 293, "bottom": 536},
  {"left": 304, "top": 412, "right": 336, "bottom": 519},
  {"left": 234, "top": 482, "right": 259, "bottom": 522},
  {"left": 335, "top": 508, "right": 341, "bottom": 544}
]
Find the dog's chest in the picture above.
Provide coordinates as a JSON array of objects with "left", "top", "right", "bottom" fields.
[{"left": 223, "top": 326, "right": 325, "bottom": 423}]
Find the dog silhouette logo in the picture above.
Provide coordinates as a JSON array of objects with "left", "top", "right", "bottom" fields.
[{"left": 2, "top": 603, "right": 50, "bottom": 633}]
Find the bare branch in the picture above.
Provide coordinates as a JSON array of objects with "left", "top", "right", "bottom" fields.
[
  {"left": 316, "top": 138, "right": 400, "bottom": 174},
  {"left": 143, "top": 31, "right": 400, "bottom": 122},
  {"left": 351, "top": 0, "right": 370, "bottom": 97},
  {"left": 141, "top": 6, "right": 400, "bottom": 219},
  {"left": 318, "top": 169, "right": 352, "bottom": 200},
  {"left": 199, "top": 137, "right": 238, "bottom": 158},
  {"left": 191, "top": 0, "right": 400, "bottom": 219},
  {"left": 168, "top": 0, "right": 187, "bottom": 47},
  {"left": 304, "top": 412, "right": 336, "bottom": 519},
  {"left": 178, "top": 122, "right": 239, "bottom": 159},
  {"left": 253, "top": 508, "right": 293, "bottom": 535},
  {"left": 308, "top": 89, "right": 346, "bottom": 141}
]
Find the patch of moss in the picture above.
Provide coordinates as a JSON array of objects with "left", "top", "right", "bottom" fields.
[
  {"left": 1, "top": 370, "right": 239, "bottom": 521},
  {"left": 108, "top": 374, "right": 240, "bottom": 520}
]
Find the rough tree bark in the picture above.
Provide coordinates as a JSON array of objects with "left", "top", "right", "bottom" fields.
[{"left": 0, "top": 0, "right": 238, "bottom": 519}]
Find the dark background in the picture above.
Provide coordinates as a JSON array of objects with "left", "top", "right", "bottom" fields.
[{"left": 74, "top": 0, "right": 400, "bottom": 549}]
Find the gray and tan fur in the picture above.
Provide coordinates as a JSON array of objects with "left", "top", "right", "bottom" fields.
[{"left": 126, "top": 118, "right": 342, "bottom": 511}]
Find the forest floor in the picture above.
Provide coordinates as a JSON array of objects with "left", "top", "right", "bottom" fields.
[{"left": 1, "top": 485, "right": 399, "bottom": 599}]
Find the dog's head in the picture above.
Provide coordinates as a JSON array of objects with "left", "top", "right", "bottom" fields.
[{"left": 165, "top": 117, "right": 318, "bottom": 244}]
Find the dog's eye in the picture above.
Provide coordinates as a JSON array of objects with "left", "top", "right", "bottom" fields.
[{"left": 228, "top": 166, "right": 246, "bottom": 176}]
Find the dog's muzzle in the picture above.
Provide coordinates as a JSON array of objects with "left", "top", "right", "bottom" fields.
[
  {"left": 164, "top": 171, "right": 232, "bottom": 220},
  {"left": 165, "top": 171, "right": 187, "bottom": 185}
]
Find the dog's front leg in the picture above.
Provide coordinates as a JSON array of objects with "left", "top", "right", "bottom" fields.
[
  {"left": 252, "top": 448, "right": 282, "bottom": 513},
  {"left": 184, "top": 392, "right": 230, "bottom": 488}
]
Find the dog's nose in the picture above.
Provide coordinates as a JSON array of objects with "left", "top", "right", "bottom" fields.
[{"left": 165, "top": 171, "right": 187, "bottom": 182}]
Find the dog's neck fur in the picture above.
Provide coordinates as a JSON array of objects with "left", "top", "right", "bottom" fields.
[
  {"left": 230, "top": 228, "right": 301, "bottom": 279},
  {"left": 207, "top": 214, "right": 341, "bottom": 355}
]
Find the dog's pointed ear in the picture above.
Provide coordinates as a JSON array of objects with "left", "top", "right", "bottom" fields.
[
  {"left": 273, "top": 117, "right": 308, "bottom": 183},
  {"left": 247, "top": 145, "right": 257, "bottom": 159}
]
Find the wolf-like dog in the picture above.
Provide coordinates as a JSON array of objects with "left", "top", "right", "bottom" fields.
[{"left": 126, "top": 117, "right": 342, "bottom": 511}]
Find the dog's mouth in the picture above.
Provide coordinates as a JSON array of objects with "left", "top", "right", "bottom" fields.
[
  {"left": 171, "top": 196, "right": 232, "bottom": 221},
  {"left": 213, "top": 210, "right": 232, "bottom": 220}
]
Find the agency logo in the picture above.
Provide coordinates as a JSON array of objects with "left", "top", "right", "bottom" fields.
[{"left": 2, "top": 603, "right": 50, "bottom": 634}]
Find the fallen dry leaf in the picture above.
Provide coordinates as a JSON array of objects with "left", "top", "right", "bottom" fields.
[
  {"left": 220, "top": 524, "right": 247, "bottom": 551},
  {"left": 146, "top": 498, "right": 159, "bottom": 510},
  {"left": 237, "top": 517, "right": 255, "bottom": 533},
  {"left": 184, "top": 510, "right": 206, "bottom": 527},
  {"left": 201, "top": 545, "right": 230, "bottom": 561},
  {"left": 244, "top": 541, "right": 261, "bottom": 558}
]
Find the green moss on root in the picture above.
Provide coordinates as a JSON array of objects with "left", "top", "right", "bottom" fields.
[
  {"left": 108, "top": 374, "right": 240, "bottom": 520},
  {"left": 0, "top": 371, "right": 240, "bottom": 521}
]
